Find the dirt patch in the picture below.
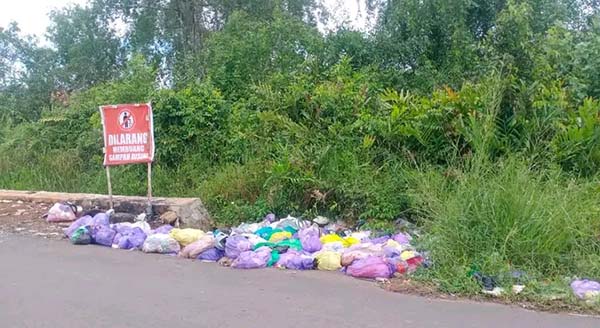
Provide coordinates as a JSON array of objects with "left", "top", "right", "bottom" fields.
[
  {"left": 383, "top": 277, "right": 448, "bottom": 299},
  {"left": 0, "top": 200, "right": 65, "bottom": 239}
]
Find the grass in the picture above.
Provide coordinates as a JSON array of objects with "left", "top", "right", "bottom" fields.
[{"left": 409, "top": 157, "right": 600, "bottom": 297}]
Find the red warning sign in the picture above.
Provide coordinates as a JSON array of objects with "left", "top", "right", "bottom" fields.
[{"left": 100, "top": 103, "right": 154, "bottom": 166}]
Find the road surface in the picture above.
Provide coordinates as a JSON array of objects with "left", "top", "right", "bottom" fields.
[{"left": 0, "top": 233, "right": 597, "bottom": 328}]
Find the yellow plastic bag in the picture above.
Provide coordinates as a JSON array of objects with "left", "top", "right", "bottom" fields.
[
  {"left": 320, "top": 234, "right": 344, "bottom": 244},
  {"left": 169, "top": 228, "right": 205, "bottom": 247},
  {"left": 344, "top": 236, "right": 360, "bottom": 247},
  {"left": 400, "top": 250, "right": 417, "bottom": 261},
  {"left": 315, "top": 251, "right": 342, "bottom": 271},
  {"left": 269, "top": 231, "right": 292, "bottom": 242},
  {"left": 320, "top": 234, "right": 359, "bottom": 248},
  {"left": 386, "top": 239, "right": 402, "bottom": 249}
]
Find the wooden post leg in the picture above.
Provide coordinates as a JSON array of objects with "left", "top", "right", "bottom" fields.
[
  {"left": 146, "top": 162, "right": 153, "bottom": 217},
  {"left": 105, "top": 166, "right": 113, "bottom": 209}
]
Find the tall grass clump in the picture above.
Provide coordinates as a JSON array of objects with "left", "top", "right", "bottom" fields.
[{"left": 412, "top": 158, "right": 600, "bottom": 292}]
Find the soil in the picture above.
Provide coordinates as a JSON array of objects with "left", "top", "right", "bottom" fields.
[{"left": 0, "top": 200, "right": 65, "bottom": 239}]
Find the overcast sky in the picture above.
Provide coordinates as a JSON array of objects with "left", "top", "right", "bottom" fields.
[{"left": 0, "top": 0, "right": 369, "bottom": 39}]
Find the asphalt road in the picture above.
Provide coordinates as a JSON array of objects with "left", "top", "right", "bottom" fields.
[{"left": 1, "top": 233, "right": 598, "bottom": 328}]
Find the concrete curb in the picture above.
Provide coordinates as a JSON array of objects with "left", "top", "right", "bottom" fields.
[{"left": 0, "top": 189, "right": 214, "bottom": 230}]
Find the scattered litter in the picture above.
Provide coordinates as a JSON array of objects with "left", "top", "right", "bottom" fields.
[
  {"left": 571, "top": 279, "right": 600, "bottom": 301},
  {"left": 482, "top": 287, "right": 505, "bottom": 297},
  {"left": 45, "top": 202, "right": 78, "bottom": 223},
  {"left": 313, "top": 216, "right": 329, "bottom": 226},
  {"left": 512, "top": 285, "right": 525, "bottom": 294},
  {"left": 218, "top": 257, "right": 233, "bottom": 267},
  {"left": 472, "top": 272, "right": 498, "bottom": 291}
]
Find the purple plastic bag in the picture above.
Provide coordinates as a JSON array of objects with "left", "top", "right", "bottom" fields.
[
  {"left": 264, "top": 213, "right": 276, "bottom": 223},
  {"left": 197, "top": 248, "right": 225, "bottom": 262},
  {"left": 232, "top": 246, "right": 272, "bottom": 269},
  {"left": 93, "top": 213, "right": 110, "bottom": 226},
  {"left": 298, "top": 226, "right": 322, "bottom": 253},
  {"left": 113, "top": 223, "right": 133, "bottom": 235},
  {"left": 392, "top": 232, "right": 411, "bottom": 245},
  {"left": 346, "top": 256, "right": 394, "bottom": 279},
  {"left": 276, "top": 250, "right": 315, "bottom": 270},
  {"left": 571, "top": 279, "right": 600, "bottom": 300},
  {"left": 383, "top": 246, "right": 401, "bottom": 258},
  {"left": 370, "top": 236, "right": 390, "bottom": 245},
  {"left": 152, "top": 225, "right": 174, "bottom": 235},
  {"left": 225, "top": 235, "right": 253, "bottom": 259},
  {"left": 117, "top": 227, "right": 147, "bottom": 249},
  {"left": 63, "top": 215, "right": 94, "bottom": 238},
  {"left": 92, "top": 225, "right": 116, "bottom": 247}
]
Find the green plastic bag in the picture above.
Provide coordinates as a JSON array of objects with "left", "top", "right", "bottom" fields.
[
  {"left": 70, "top": 226, "right": 92, "bottom": 245},
  {"left": 278, "top": 239, "right": 302, "bottom": 250},
  {"left": 253, "top": 239, "right": 303, "bottom": 251},
  {"left": 255, "top": 227, "right": 282, "bottom": 240},
  {"left": 268, "top": 250, "right": 280, "bottom": 267}
]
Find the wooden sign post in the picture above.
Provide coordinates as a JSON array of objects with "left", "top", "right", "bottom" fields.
[{"left": 99, "top": 103, "right": 155, "bottom": 212}]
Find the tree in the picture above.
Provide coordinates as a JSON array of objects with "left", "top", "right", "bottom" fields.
[
  {"left": 0, "top": 23, "right": 59, "bottom": 122},
  {"left": 202, "top": 10, "right": 324, "bottom": 97},
  {"left": 47, "top": 4, "right": 124, "bottom": 91}
]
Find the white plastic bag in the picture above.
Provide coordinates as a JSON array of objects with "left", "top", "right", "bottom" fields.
[
  {"left": 142, "top": 234, "right": 181, "bottom": 254},
  {"left": 46, "top": 202, "right": 77, "bottom": 223}
]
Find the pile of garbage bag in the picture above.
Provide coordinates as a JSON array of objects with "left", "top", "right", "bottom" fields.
[{"left": 59, "top": 209, "right": 428, "bottom": 280}]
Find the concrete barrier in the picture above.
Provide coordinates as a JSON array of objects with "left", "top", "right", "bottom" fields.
[{"left": 0, "top": 190, "right": 214, "bottom": 230}]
